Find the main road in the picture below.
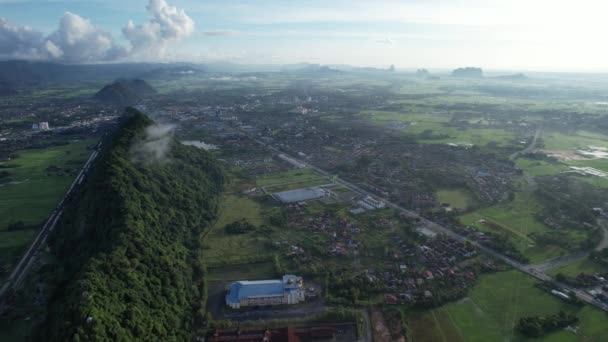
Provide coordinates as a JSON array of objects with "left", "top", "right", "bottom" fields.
[
  {"left": 251, "top": 137, "right": 608, "bottom": 313},
  {"left": 0, "top": 140, "right": 102, "bottom": 303}
]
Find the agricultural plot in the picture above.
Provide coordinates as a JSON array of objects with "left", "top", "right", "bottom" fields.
[
  {"left": 409, "top": 270, "right": 608, "bottom": 342},
  {"left": 255, "top": 168, "right": 322, "bottom": 187},
  {"left": 516, "top": 158, "right": 569, "bottom": 176},
  {"left": 546, "top": 258, "right": 608, "bottom": 278},
  {"left": 0, "top": 139, "right": 95, "bottom": 280},
  {"left": 201, "top": 195, "right": 266, "bottom": 266},
  {"left": 358, "top": 110, "right": 517, "bottom": 147},
  {"left": 435, "top": 188, "right": 478, "bottom": 210}
]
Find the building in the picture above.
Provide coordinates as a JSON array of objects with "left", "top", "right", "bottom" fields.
[
  {"left": 278, "top": 154, "right": 307, "bottom": 169},
  {"left": 226, "top": 275, "right": 305, "bottom": 309},
  {"left": 354, "top": 196, "right": 386, "bottom": 212},
  {"left": 273, "top": 187, "right": 329, "bottom": 203},
  {"left": 32, "top": 122, "right": 50, "bottom": 131}
]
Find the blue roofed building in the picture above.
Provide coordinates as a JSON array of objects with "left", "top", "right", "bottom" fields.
[{"left": 225, "top": 275, "right": 305, "bottom": 309}]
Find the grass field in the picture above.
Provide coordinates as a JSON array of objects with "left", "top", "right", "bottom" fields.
[
  {"left": 460, "top": 190, "right": 546, "bottom": 242},
  {"left": 516, "top": 158, "right": 569, "bottom": 176},
  {"left": 207, "top": 262, "right": 276, "bottom": 281},
  {"left": 264, "top": 178, "right": 330, "bottom": 192},
  {"left": 0, "top": 140, "right": 95, "bottom": 279},
  {"left": 255, "top": 169, "right": 321, "bottom": 187},
  {"left": 542, "top": 130, "right": 608, "bottom": 151},
  {"left": 435, "top": 188, "right": 478, "bottom": 210},
  {"left": 409, "top": 270, "right": 608, "bottom": 342},
  {"left": 546, "top": 258, "right": 608, "bottom": 277},
  {"left": 202, "top": 195, "right": 266, "bottom": 265},
  {"left": 358, "top": 110, "right": 517, "bottom": 147}
]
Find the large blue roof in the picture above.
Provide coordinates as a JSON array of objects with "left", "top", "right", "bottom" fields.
[{"left": 226, "top": 279, "right": 284, "bottom": 304}]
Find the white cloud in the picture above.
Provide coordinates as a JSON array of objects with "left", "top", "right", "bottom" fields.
[
  {"left": 43, "top": 12, "right": 127, "bottom": 62},
  {"left": 0, "top": 0, "right": 193, "bottom": 62},
  {"left": 376, "top": 37, "right": 394, "bottom": 45},
  {"left": 123, "top": 0, "right": 195, "bottom": 59},
  {"left": 0, "top": 17, "right": 44, "bottom": 59},
  {"left": 200, "top": 29, "right": 239, "bottom": 37}
]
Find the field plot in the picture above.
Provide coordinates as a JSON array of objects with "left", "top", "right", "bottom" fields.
[
  {"left": 409, "top": 270, "right": 608, "bottom": 342},
  {"left": 202, "top": 195, "right": 266, "bottom": 266},
  {"left": 459, "top": 189, "right": 563, "bottom": 262},
  {"left": 255, "top": 169, "right": 322, "bottom": 187},
  {"left": 0, "top": 140, "right": 94, "bottom": 279},
  {"left": 436, "top": 188, "right": 478, "bottom": 210},
  {"left": 542, "top": 130, "right": 608, "bottom": 151},
  {"left": 516, "top": 158, "right": 569, "bottom": 176},
  {"left": 546, "top": 258, "right": 607, "bottom": 278},
  {"left": 358, "top": 110, "right": 517, "bottom": 147}
]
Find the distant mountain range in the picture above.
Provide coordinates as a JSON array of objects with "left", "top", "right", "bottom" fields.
[
  {"left": 93, "top": 79, "right": 157, "bottom": 104},
  {"left": 452, "top": 67, "right": 484, "bottom": 78},
  {"left": 493, "top": 73, "right": 528, "bottom": 81}
]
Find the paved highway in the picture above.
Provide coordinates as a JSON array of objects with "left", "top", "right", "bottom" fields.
[
  {"left": 0, "top": 140, "right": 102, "bottom": 302},
  {"left": 252, "top": 137, "right": 608, "bottom": 312}
]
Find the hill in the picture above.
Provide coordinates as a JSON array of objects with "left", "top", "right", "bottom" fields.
[
  {"left": 452, "top": 67, "right": 483, "bottom": 78},
  {"left": 0, "top": 60, "right": 170, "bottom": 85},
  {"left": 36, "top": 109, "right": 224, "bottom": 340},
  {"left": 93, "top": 79, "right": 157, "bottom": 104}
]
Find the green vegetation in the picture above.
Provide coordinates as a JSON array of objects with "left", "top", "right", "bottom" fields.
[
  {"left": 542, "top": 130, "right": 608, "bottom": 151},
  {"left": 409, "top": 270, "right": 608, "bottom": 341},
  {"left": 436, "top": 188, "right": 478, "bottom": 210},
  {"left": 460, "top": 189, "right": 559, "bottom": 262},
  {"left": 0, "top": 140, "right": 94, "bottom": 280},
  {"left": 34, "top": 110, "right": 224, "bottom": 340},
  {"left": 224, "top": 219, "right": 256, "bottom": 235},
  {"left": 255, "top": 168, "right": 321, "bottom": 187},
  {"left": 516, "top": 158, "right": 568, "bottom": 176},
  {"left": 516, "top": 311, "right": 578, "bottom": 338},
  {"left": 202, "top": 194, "right": 275, "bottom": 266},
  {"left": 358, "top": 110, "right": 517, "bottom": 147}
]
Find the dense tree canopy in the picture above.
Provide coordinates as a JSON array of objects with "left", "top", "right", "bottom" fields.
[{"left": 37, "top": 109, "right": 224, "bottom": 341}]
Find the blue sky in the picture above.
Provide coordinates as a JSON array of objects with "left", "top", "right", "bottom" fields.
[{"left": 1, "top": 0, "right": 608, "bottom": 71}]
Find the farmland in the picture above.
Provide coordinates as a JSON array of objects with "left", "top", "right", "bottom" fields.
[
  {"left": 0, "top": 139, "right": 95, "bottom": 280},
  {"left": 409, "top": 270, "right": 608, "bottom": 342}
]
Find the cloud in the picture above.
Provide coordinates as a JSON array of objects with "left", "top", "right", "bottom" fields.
[
  {"left": 0, "top": 17, "right": 44, "bottom": 59},
  {"left": 123, "top": 0, "right": 195, "bottom": 59},
  {"left": 0, "top": 0, "right": 193, "bottom": 62},
  {"left": 130, "top": 123, "right": 176, "bottom": 164},
  {"left": 200, "top": 29, "right": 239, "bottom": 37},
  {"left": 43, "top": 12, "right": 128, "bottom": 62},
  {"left": 376, "top": 37, "right": 394, "bottom": 45}
]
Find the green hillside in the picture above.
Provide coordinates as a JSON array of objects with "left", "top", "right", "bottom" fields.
[{"left": 36, "top": 109, "right": 224, "bottom": 340}]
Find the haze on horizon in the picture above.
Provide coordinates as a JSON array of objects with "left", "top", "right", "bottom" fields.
[{"left": 1, "top": 0, "right": 607, "bottom": 72}]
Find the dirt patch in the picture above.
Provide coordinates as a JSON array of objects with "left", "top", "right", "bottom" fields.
[{"left": 371, "top": 308, "right": 391, "bottom": 342}]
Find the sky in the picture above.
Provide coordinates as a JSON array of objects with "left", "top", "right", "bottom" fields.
[{"left": 1, "top": 0, "right": 608, "bottom": 71}]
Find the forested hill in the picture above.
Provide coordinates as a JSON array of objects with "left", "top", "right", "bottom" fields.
[{"left": 36, "top": 109, "right": 224, "bottom": 340}]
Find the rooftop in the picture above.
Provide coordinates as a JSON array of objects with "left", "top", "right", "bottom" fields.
[
  {"left": 226, "top": 275, "right": 300, "bottom": 304},
  {"left": 273, "top": 187, "right": 328, "bottom": 203}
]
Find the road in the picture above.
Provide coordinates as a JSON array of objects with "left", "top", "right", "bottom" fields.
[
  {"left": 358, "top": 309, "right": 372, "bottom": 342},
  {"left": 529, "top": 251, "right": 590, "bottom": 273},
  {"left": 528, "top": 223, "right": 608, "bottom": 273},
  {"left": 251, "top": 137, "right": 608, "bottom": 313},
  {"left": 509, "top": 127, "right": 543, "bottom": 161},
  {"left": 0, "top": 140, "right": 102, "bottom": 303}
]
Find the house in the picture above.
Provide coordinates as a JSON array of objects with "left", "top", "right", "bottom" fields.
[{"left": 226, "top": 275, "right": 305, "bottom": 309}]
